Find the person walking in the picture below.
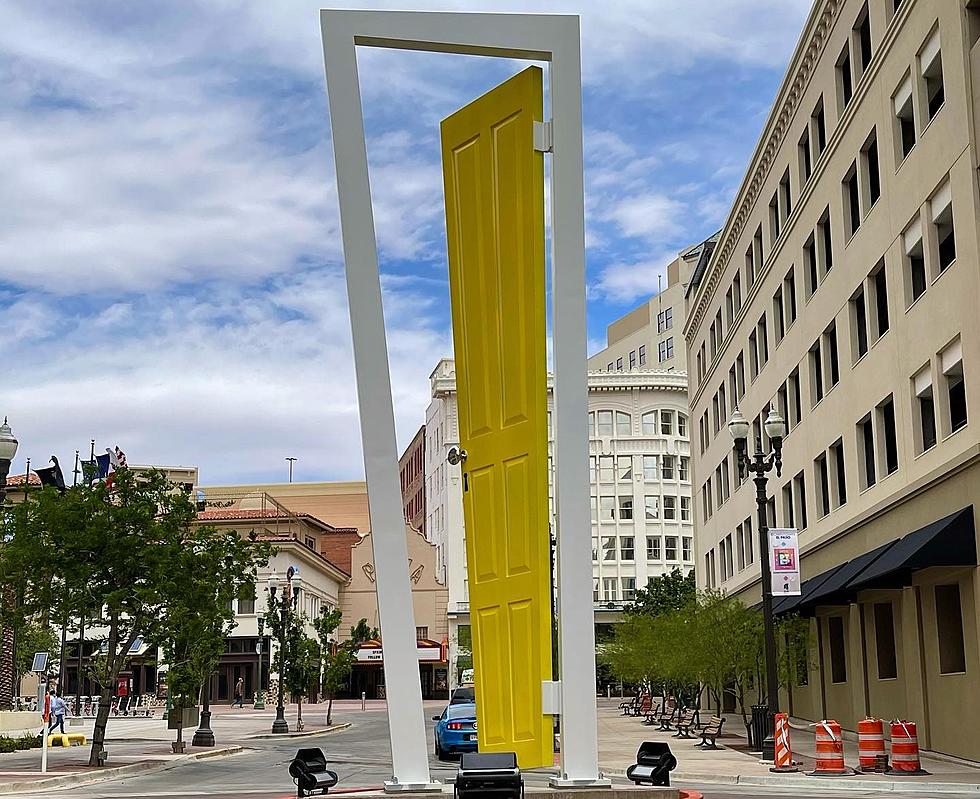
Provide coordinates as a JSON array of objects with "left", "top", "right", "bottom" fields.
[
  {"left": 233, "top": 677, "right": 245, "bottom": 708},
  {"left": 48, "top": 690, "right": 68, "bottom": 735}
]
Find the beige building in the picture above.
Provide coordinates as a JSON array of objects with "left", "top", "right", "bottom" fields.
[
  {"left": 588, "top": 241, "right": 714, "bottom": 375},
  {"left": 685, "top": 0, "right": 980, "bottom": 759},
  {"left": 340, "top": 524, "right": 449, "bottom": 699},
  {"left": 398, "top": 425, "right": 426, "bottom": 534}
]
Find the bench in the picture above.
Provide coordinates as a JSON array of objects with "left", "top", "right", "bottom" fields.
[
  {"left": 656, "top": 705, "right": 681, "bottom": 731},
  {"left": 673, "top": 709, "right": 700, "bottom": 739},
  {"left": 696, "top": 716, "right": 726, "bottom": 749},
  {"left": 619, "top": 696, "right": 639, "bottom": 715},
  {"left": 48, "top": 733, "right": 86, "bottom": 747},
  {"left": 288, "top": 748, "right": 339, "bottom": 797}
]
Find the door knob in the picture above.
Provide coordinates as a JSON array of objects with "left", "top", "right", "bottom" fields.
[{"left": 447, "top": 447, "right": 467, "bottom": 466}]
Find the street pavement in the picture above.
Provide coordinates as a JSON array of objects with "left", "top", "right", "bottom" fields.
[{"left": 2, "top": 699, "right": 978, "bottom": 798}]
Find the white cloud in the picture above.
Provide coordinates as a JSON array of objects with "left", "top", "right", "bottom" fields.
[
  {"left": 590, "top": 252, "right": 675, "bottom": 304},
  {"left": 595, "top": 192, "right": 685, "bottom": 242}
]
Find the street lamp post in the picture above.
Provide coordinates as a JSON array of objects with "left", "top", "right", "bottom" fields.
[
  {"left": 254, "top": 616, "right": 266, "bottom": 710},
  {"left": 267, "top": 569, "right": 300, "bottom": 734},
  {"left": 191, "top": 673, "right": 215, "bottom": 747},
  {"left": 0, "top": 418, "right": 18, "bottom": 712},
  {"left": 728, "top": 405, "right": 786, "bottom": 764}
]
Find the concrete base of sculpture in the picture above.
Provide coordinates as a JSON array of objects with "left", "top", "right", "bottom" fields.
[{"left": 0, "top": 711, "right": 40, "bottom": 737}]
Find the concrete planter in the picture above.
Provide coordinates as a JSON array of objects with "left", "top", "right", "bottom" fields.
[{"left": 0, "top": 710, "right": 40, "bottom": 737}]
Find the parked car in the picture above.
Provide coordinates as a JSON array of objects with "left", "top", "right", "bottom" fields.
[
  {"left": 450, "top": 684, "right": 475, "bottom": 705},
  {"left": 433, "top": 701, "right": 477, "bottom": 759}
]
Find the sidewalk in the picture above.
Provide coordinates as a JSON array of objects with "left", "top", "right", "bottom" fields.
[{"left": 596, "top": 698, "right": 980, "bottom": 793}]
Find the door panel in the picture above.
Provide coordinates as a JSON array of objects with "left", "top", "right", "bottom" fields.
[{"left": 441, "top": 65, "right": 552, "bottom": 768}]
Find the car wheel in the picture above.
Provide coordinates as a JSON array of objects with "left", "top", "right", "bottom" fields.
[{"left": 435, "top": 739, "right": 443, "bottom": 760}]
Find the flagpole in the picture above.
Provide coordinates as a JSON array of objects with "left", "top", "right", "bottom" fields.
[
  {"left": 23, "top": 458, "right": 29, "bottom": 502},
  {"left": 72, "top": 451, "right": 79, "bottom": 488},
  {"left": 87, "top": 440, "right": 95, "bottom": 486}
]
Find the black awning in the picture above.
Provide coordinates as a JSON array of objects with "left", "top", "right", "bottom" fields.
[
  {"left": 800, "top": 540, "right": 898, "bottom": 608},
  {"left": 773, "top": 568, "right": 840, "bottom": 615},
  {"left": 847, "top": 506, "right": 976, "bottom": 591}
]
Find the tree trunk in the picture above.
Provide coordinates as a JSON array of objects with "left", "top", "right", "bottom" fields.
[
  {"left": 297, "top": 694, "right": 303, "bottom": 729},
  {"left": 88, "top": 684, "right": 113, "bottom": 766},
  {"left": 326, "top": 693, "right": 334, "bottom": 727}
]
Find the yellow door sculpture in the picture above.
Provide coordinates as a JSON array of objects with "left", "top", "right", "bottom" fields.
[{"left": 440, "top": 66, "right": 552, "bottom": 769}]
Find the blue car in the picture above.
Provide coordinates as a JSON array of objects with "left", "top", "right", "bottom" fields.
[{"left": 433, "top": 702, "right": 478, "bottom": 759}]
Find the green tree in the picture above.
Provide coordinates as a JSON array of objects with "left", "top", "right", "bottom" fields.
[
  {"left": 455, "top": 624, "right": 472, "bottom": 681},
  {"left": 312, "top": 609, "right": 352, "bottom": 726},
  {"left": 349, "top": 618, "right": 379, "bottom": 645},
  {"left": 0, "top": 469, "right": 269, "bottom": 766},
  {"left": 14, "top": 621, "right": 59, "bottom": 690},
  {"left": 625, "top": 568, "right": 696, "bottom": 618}
]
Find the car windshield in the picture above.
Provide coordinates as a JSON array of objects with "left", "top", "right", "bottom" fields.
[
  {"left": 451, "top": 687, "right": 475, "bottom": 704},
  {"left": 447, "top": 703, "right": 476, "bottom": 720}
]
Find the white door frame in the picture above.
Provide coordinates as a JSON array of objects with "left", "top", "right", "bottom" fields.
[{"left": 319, "top": 10, "right": 605, "bottom": 788}]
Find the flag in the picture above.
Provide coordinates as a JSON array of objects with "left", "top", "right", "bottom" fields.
[
  {"left": 104, "top": 446, "right": 128, "bottom": 490},
  {"left": 34, "top": 456, "right": 66, "bottom": 494},
  {"left": 95, "top": 452, "right": 111, "bottom": 479}
]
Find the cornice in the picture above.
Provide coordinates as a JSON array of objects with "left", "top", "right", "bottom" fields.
[{"left": 685, "top": 0, "right": 844, "bottom": 340}]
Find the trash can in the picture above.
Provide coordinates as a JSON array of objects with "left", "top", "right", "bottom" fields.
[{"left": 750, "top": 705, "right": 770, "bottom": 752}]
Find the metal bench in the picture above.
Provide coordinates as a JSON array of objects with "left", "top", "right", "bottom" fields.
[
  {"left": 455, "top": 752, "right": 523, "bottom": 799},
  {"left": 288, "top": 748, "right": 339, "bottom": 797},
  {"left": 673, "top": 709, "right": 700, "bottom": 739},
  {"left": 696, "top": 716, "right": 726, "bottom": 749},
  {"left": 626, "top": 741, "right": 678, "bottom": 787}
]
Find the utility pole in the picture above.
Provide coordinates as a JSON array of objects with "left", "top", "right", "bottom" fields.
[{"left": 286, "top": 457, "right": 297, "bottom": 484}]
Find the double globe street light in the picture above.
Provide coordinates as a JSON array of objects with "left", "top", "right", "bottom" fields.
[
  {"left": 267, "top": 568, "right": 301, "bottom": 734},
  {"left": 728, "top": 405, "right": 786, "bottom": 764}
]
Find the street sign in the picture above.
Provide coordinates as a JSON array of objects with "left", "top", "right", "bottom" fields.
[
  {"left": 255, "top": 641, "right": 263, "bottom": 654},
  {"left": 768, "top": 528, "right": 801, "bottom": 596}
]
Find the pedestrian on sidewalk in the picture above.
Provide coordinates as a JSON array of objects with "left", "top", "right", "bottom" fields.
[
  {"left": 48, "top": 690, "right": 68, "bottom": 735},
  {"left": 233, "top": 677, "right": 245, "bottom": 708}
]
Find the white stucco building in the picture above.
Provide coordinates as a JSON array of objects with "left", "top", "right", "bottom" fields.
[{"left": 424, "top": 358, "right": 695, "bottom": 688}]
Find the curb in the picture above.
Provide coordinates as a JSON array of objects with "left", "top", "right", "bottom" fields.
[
  {"left": 0, "top": 745, "right": 243, "bottom": 794},
  {"left": 245, "top": 722, "right": 351, "bottom": 740}
]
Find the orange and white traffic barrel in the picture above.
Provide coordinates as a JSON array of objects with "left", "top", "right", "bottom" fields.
[
  {"left": 771, "top": 713, "right": 798, "bottom": 773},
  {"left": 857, "top": 718, "right": 887, "bottom": 772},
  {"left": 889, "top": 720, "right": 928, "bottom": 775},
  {"left": 808, "top": 719, "right": 850, "bottom": 776}
]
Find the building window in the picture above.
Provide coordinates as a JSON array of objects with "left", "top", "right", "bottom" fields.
[
  {"left": 593, "top": 579, "right": 600, "bottom": 602},
  {"left": 736, "top": 352, "right": 746, "bottom": 399},
  {"left": 616, "top": 357, "right": 623, "bottom": 371},
  {"left": 878, "top": 395, "right": 899, "bottom": 475},
  {"left": 780, "top": 168, "right": 792, "bottom": 221},
  {"left": 599, "top": 455, "right": 614, "bottom": 483},
  {"left": 661, "top": 410, "right": 674, "bottom": 436},
  {"left": 304, "top": 536, "right": 317, "bottom": 551},
  {"left": 837, "top": 42, "right": 853, "bottom": 112},
  {"left": 680, "top": 497, "right": 691, "bottom": 521},
  {"left": 239, "top": 593, "right": 256, "bottom": 615},
  {"left": 664, "top": 536, "right": 678, "bottom": 561},
  {"left": 616, "top": 411, "right": 632, "bottom": 436},
  {"left": 679, "top": 456, "right": 690, "bottom": 481},
  {"left": 749, "top": 330, "right": 759, "bottom": 381},
  {"left": 769, "top": 190, "right": 780, "bottom": 243},
  {"left": 920, "top": 27, "right": 944, "bottom": 121},
  {"left": 871, "top": 260, "right": 889, "bottom": 338},
  {"left": 812, "top": 96, "right": 827, "bottom": 158},
  {"left": 638, "top": 344, "right": 646, "bottom": 365},
  {"left": 782, "top": 483, "right": 794, "bottom": 527},
  {"left": 617, "top": 456, "right": 632, "bottom": 482},
  {"left": 793, "top": 471, "right": 808, "bottom": 530},
  {"left": 913, "top": 364, "right": 937, "bottom": 452},
  {"left": 931, "top": 180, "right": 955, "bottom": 274},
  {"left": 600, "top": 496, "right": 615, "bottom": 522},
  {"left": 643, "top": 455, "right": 659, "bottom": 481},
  {"left": 941, "top": 339, "right": 967, "bottom": 435},
  {"left": 641, "top": 411, "right": 656, "bottom": 436},
  {"left": 858, "top": 412, "right": 876, "bottom": 489},
  {"left": 618, "top": 496, "right": 633, "bottom": 521},
  {"left": 893, "top": 72, "right": 916, "bottom": 161},
  {"left": 603, "top": 577, "right": 618, "bottom": 601},
  {"left": 855, "top": 4, "right": 872, "bottom": 75},
  {"left": 601, "top": 535, "right": 616, "bottom": 560},
  {"left": 851, "top": 285, "right": 868, "bottom": 361},
  {"left": 590, "top": 495, "right": 598, "bottom": 523},
  {"left": 844, "top": 161, "right": 860, "bottom": 238},
  {"left": 663, "top": 496, "right": 677, "bottom": 520},
  {"left": 620, "top": 536, "right": 635, "bottom": 562},
  {"left": 819, "top": 208, "right": 833, "bottom": 274},
  {"left": 662, "top": 455, "right": 675, "bottom": 480},
  {"left": 830, "top": 438, "right": 847, "bottom": 507},
  {"left": 815, "top": 452, "right": 831, "bottom": 518},
  {"left": 826, "top": 321, "right": 840, "bottom": 388},
  {"left": 742, "top": 517, "right": 754, "bottom": 565},
  {"left": 682, "top": 537, "right": 693, "bottom": 562},
  {"left": 789, "top": 368, "right": 802, "bottom": 427},
  {"left": 646, "top": 535, "right": 661, "bottom": 560},
  {"left": 597, "top": 410, "right": 613, "bottom": 437},
  {"left": 874, "top": 602, "right": 898, "bottom": 680},
  {"left": 773, "top": 286, "right": 785, "bottom": 344},
  {"left": 828, "top": 616, "right": 848, "bottom": 683},
  {"left": 621, "top": 577, "right": 636, "bottom": 602},
  {"left": 936, "top": 583, "right": 966, "bottom": 674},
  {"left": 804, "top": 232, "right": 818, "bottom": 297},
  {"left": 607, "top": 362, "right": 613, "bottom": 372},
  {"left": 644, "top": 495, "right": 660, "bottom": 520},
  {"left": 678, "top": 414, "right": 688, "bottom": 437},
  {"left": 629, "top": 350, "right": 636, "bottom": 370},
  {"left": 810, "top": 340, "right": 824, "bottom": 405},
  {"left": 799, "top": 127, "right": 812, "bottom": 184},
  {"left": 903, "top": 217, "right": 926, "bottom": 304},
  {"left": 863, "top": 128, "right": 880, "bottom": 208}
]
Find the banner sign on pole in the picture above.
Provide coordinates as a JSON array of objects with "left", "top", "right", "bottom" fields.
[{"left": 768, "top": 528, "right": 801, "bottom": 596}]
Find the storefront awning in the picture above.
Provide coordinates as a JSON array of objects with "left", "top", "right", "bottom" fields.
[{"left": 776, "top": 506, "right": 975, "bottom": 614}]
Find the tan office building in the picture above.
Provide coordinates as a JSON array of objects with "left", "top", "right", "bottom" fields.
[
  {"left": 685, "top": 0, "right": 980, "bottom": 759},
  {"left": 588, "top": 241, "right": 715, "bottom": 375}
]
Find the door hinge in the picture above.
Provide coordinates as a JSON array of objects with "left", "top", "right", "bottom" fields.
[
  {"left": 542, "top": 680, "right": 562, "bottom": 714},
  {"left": 533, "top": 120, "right": 553, "bottom": 153}
]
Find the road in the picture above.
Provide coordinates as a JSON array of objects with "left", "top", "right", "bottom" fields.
[{"left": 23, "top": 707, "right": 974, "bottom": 799}]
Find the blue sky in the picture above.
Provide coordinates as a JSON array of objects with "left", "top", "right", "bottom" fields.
[{"left": 0, "top": 0, "right": 810, "bottom": 484}]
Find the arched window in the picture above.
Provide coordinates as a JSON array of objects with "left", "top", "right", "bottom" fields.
[
  {"left": 616, "top": 411, "right": 632, "bottom": 436},
  {"left": 641, "top": 412, "right": 657, "bottom": 436},
  {"left": 678, "top": 413, "right": 688, "bottom": 437}
]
